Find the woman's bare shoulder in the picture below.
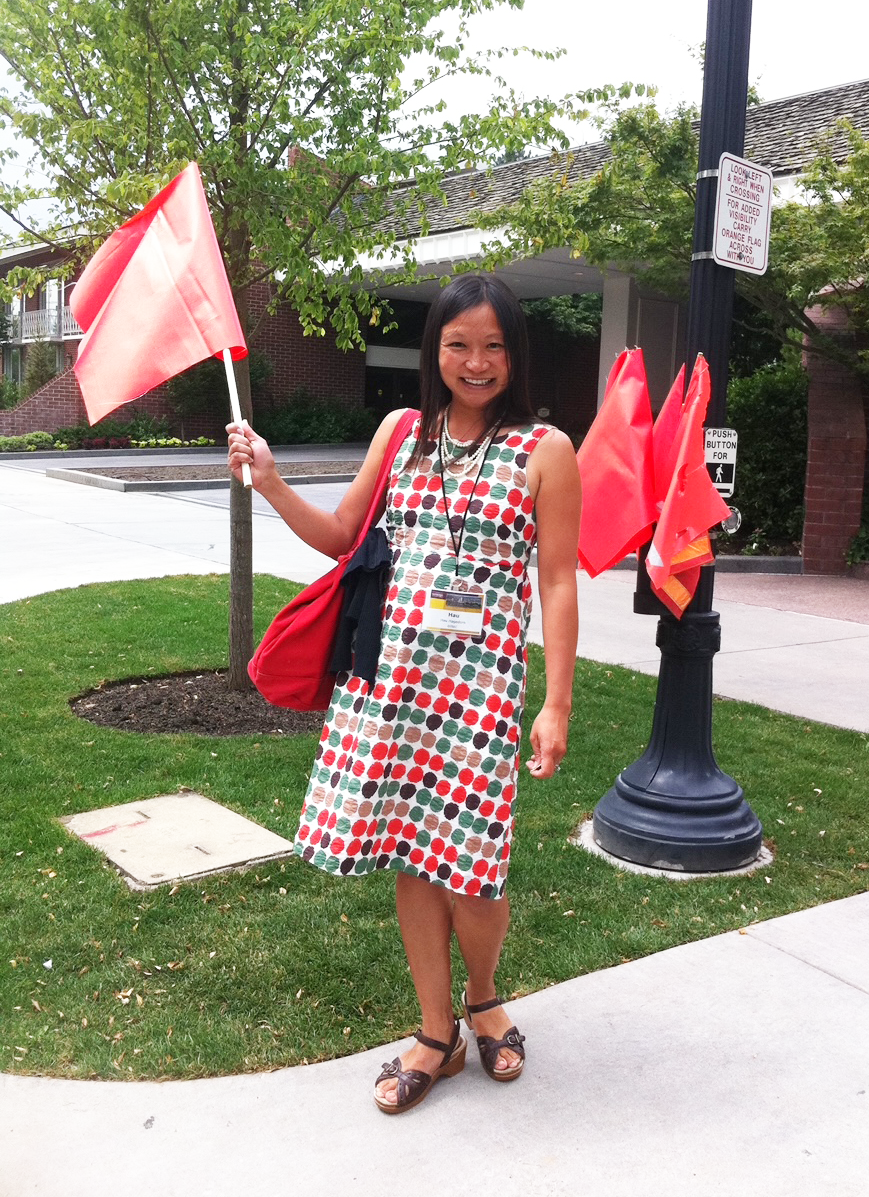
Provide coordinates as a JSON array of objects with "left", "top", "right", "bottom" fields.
[{"left": 530, "top": 425, "right": 576, "bottom": 458}]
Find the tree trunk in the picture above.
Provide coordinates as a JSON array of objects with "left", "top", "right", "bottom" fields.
[{"left": 224, "top": 7, "right": 256, "bottom": 691}]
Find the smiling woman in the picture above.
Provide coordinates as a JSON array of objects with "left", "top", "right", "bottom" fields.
[
  {"left": 228, "top": 272, "right": 583, "bottom": 1113},
  {"left": 437, "top": 304, "right": 510, "bottom": 414}
]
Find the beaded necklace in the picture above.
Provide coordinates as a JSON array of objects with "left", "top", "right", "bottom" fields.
[
  {"left": 438, "top": 410, "right": 505, "bottom": 575},
  {"left": 439, "top": 405, "right": 499, "bottom": 475}
]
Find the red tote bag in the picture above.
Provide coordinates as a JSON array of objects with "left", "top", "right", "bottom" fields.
[{"left": 248, "top": 409, "right": 418, "bottom": 710}]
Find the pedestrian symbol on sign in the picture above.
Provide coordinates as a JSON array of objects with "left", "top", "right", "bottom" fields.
[{"left": 708, "top": 461, "right": 735, "bottom": 494}]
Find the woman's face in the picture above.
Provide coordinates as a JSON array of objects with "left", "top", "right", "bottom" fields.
[{"left": 437, "top": 302, "right": 510, "bottom": 411}]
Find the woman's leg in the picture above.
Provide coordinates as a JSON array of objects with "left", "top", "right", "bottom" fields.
[
  {"left": 375, "top": 871, "right": 457, "bottom": 1106},
  {"left": 451, "top": 892, "right": 522, "bottom": 1070}
]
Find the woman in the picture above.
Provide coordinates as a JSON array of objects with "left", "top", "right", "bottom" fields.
[{"left": 227, "top": 274, "right": 581, "bottom": 1113}]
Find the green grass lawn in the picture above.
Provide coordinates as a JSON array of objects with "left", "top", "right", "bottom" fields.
[{"left": 1, "top": 574, "right": 867, "bottom": 1080}]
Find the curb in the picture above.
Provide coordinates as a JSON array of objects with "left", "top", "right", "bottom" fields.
[
  {"left": 611, "top": 554, "right": 803, "bottom": 575},
  {"left": 44, "top": 468, "right": 358, "bottom": 492},
  {"left": 42, "top": 467, "right": 806, "bottom": 573},
  {"left": 1, "top": 442, "right": 369, "bottom": 462}
]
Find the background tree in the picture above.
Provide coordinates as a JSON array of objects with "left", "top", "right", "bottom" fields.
[
  {"left": 479, "top": 97, "right": 868, "bottom": 546},
  {"left": 0, "top": 0, "right": 613, "bottom": 687},
  {"left": 521, "top": 292, "right": 602, "bottom": 342},
  {"left": 21, "top": 340, "right": 57, "bottom": 397},
  {"left": 487, "top": 98, "right": 869, "bottom": 377},
  {"left": 166, "top": 351, "right": 272, "bottom": 439}
]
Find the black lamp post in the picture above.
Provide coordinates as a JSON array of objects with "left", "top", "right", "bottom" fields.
[{"left": 592, "top": 0, "right": 763, "bottom": 871}]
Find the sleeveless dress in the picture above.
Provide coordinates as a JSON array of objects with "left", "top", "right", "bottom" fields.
[{"left": 293, "top": 418, "right": 551, "bottom": 899}]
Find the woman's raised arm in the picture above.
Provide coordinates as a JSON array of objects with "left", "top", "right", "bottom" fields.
[{"left": 227, "top": 407, "right": 409, "bottom": 560}]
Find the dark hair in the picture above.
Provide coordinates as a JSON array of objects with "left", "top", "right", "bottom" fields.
[{"left": 410, "top": 274, "right": 533, "bottom": 465}]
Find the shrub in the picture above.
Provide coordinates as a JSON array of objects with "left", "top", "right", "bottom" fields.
[
  {"left": 847, "top": 491, "right": 869, "bottom": 566},
  {"left": 130, "top": 436, "right": 215, "bottom": 447},
  {"left": 0, "top": 431, "right": 56, "bottom": 452},
  {"left": 726, "top": 362, "right": 809, "bottom": 546},
  {"left": 166, "top": 351, "right": 273, "bottom": 436},
  {"left": 0, "top": 375, "right": 21, "bottom": 410},
  {"left": 848, "top": 524, "right": 869, "bottom": 566},
  {"left": 53, "top": 410, "right": 171, "bottom": 449},
  {"left": 79, "top": 436, "right": 133, "bottom": 450},
  {"left": 24, "top": 431, "right": 56, "bottom": 449},
  {"left": 256, "top": 388, "right": 379, "bottom": 444}
]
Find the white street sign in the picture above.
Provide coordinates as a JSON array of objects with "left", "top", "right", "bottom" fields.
[
  {"left": 713, "top": 153, "right": 773, "bottom": 275},
  {"left": 705, "top": 426, "right": 738, "bottom": 498}
]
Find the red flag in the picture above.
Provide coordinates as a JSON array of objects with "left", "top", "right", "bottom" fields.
[
  {"left": 70, "top": 163, "right": 247, "bottom": 424},
  {"left": 652, "top": 364, "right": 685, "bottom": 505},
  {"left": 577, "top": 348, "right": 656, "bottom": 577},
  {"left": 645, "top": 356, "right": 731, "bottom": 617}
]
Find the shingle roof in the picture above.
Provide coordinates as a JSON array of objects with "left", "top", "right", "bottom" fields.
[
  {"left": 389, "top": 78, "right": 869, "bottom": 240},
  {"left": 743, "top": 77, "right": 869, "bottom": 174}
]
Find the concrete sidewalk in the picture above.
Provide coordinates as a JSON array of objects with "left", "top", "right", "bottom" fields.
[
  {"left": 2, "top": 459, "right": 868, "bottom": 1197},
  {"left": 3, "top": 457, "right": 868, "bottom": 731}
]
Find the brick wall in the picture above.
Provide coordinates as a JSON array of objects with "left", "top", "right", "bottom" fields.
[
  {"left": 248, "top": 283, "right": 367, "bottom": 414},
  {"left": 802, "top": 303, "right": 868, "bottom": 574},
  {"left": 0, "top": 364, "right": 86, "bottom": 435},
  {"left": 0, "top": 288, "right": 368, "bottom": 440},
  {"left": 0, "top": 361, "right": 172, "bottom": 438}
]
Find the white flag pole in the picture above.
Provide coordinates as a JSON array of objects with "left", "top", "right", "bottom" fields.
[{"left": 222, "top": 348, "right": 252, "bottom": 489}]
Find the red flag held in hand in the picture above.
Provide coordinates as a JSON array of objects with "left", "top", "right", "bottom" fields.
[
  {"left": 577, "top": 348, "right": 656, "bottom": 577},
  {"left": 71, "top": 163, "right": 247, "bottom": 424},
  {"left": 646, "top": 355, "right": 731, "bottom": 617}
]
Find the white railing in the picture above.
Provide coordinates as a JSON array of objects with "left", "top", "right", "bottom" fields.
[
  {"left": 61, "top": 306, "right": 83, "bottom": 338},
  {"left": 6, "top": 306, "right": 83, "bottom": 342}
]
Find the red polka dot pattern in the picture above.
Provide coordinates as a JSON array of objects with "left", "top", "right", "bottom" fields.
[{"left": 294, "top": 419, "right": 551, "bottom": 899}]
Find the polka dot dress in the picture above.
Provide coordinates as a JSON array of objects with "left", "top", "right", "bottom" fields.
[{"left": 293, "top": 418, "right": 551, "bottom": 899}]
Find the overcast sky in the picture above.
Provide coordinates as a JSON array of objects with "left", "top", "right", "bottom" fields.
[
  {"left": 1, "top": 0, "right": 867, "bottom": 240},
  {"left": 429, "top": 0, "right": 868, "bottom": 138}
]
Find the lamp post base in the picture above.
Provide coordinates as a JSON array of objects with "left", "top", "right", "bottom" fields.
[
  {"left": 593, "top": 775, "right": 763, "bottom": 872},
  {"left": 592, "top": 609, "right": 763, "bottom": 873}
]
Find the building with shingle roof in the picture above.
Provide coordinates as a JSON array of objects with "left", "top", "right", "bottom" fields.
[
  {"left": 374, "top": 76, "right": 869, "bottom": 245},
  {"left": 361, "top": 77, "right": 869, "bottom": 410},
  {"left": 3, "top": 79, "right": 868, "bottom": 451}
]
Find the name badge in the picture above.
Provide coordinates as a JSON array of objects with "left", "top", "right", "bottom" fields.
[{"left": 423, "top": 587, "right": 486, "bottom": 636}]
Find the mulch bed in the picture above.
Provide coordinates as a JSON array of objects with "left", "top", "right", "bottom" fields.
[
  {"left": 66, "top": 458, "right": 351, "bottom": 735},
  {"left": 70, "top": 671, "right": 325, "bottom": 737}
]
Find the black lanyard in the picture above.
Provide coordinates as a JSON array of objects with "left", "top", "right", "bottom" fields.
[{"left": 438, "top": 416, "right": 503, "bottom": 576}]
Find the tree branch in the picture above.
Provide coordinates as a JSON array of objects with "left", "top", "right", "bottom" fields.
[{"left": 0, "top": 202, "right": 71, "bottom": 251}]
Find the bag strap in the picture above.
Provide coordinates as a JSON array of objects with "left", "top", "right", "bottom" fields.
[{"left": 348, "top": 408, "right": 419, "bottom": 555}]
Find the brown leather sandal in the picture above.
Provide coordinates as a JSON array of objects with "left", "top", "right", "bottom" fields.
[
  {"left": 462, "top": 991, "right": 526, "bottom": 1082},
  {"left": 373, "top": 1020, "right": 466, "bottom": 1114}
]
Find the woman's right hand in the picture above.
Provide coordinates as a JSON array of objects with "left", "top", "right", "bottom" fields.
[{"left": 226, "top": 421, "right": 278, "bottom": 491}]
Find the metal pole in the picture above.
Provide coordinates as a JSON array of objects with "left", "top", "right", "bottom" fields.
[{"left": 592, "top": 0, "right": 763, "bottom": 872}]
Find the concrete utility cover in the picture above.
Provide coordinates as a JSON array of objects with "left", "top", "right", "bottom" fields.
[{"left": 61, "top": 792, "right": 294, "bottom": 891}]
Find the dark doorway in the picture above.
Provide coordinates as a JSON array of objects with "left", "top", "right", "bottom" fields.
[{"left": 365, "top": 367, "right": 420, "bottom": 419}]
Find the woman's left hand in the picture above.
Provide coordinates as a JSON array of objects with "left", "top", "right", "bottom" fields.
[{"left": 526, "top": 705, "right": 569, "bottom": 779}]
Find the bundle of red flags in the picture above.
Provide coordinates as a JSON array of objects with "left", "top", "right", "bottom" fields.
[
  {"left": 577, "top": 349, "right": 731, "bottom": 618},
  {"left": 70, "top": 163, "right": 247, "bottom": 424}
]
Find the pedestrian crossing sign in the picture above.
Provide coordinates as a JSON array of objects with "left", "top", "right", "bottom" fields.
[{"left": 705, "top": 427, "right": 738, "bottom": 498}]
